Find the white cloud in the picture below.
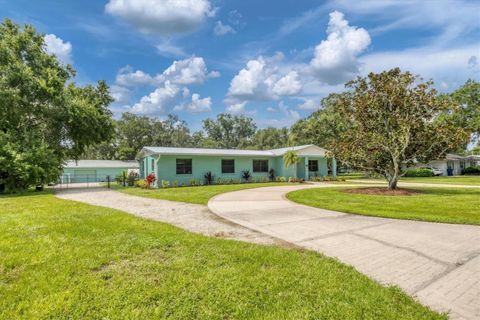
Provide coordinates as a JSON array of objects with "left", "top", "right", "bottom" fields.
[
  {"left": 44, "top": 34, "right": 72, "bottom": 64},
  {"left": 131, "top": 81, "right": 180, "bottom": 115},
  {"left": 158, "top": 56, "right": 212, "bottom": 85},
  {"left": 105, "top": 0, "right": 213, "bottom": 34},
  {"left": 272, "top": 71, "right": 301, "bottom": 96},
  {"left": 226, "top": 102, "right": 248, "bottom": 115},
  {"left": 110, "top": 85, "right": 131, "bottom": 103},
  {"left": 174, "top": 93, "right": 212, "bottom": 113},
  {"left": 214, "top": 21, "right": 235, "bottom": 35},
  {"left": 118, "top": 56, "right": 219, "bottom": 116},
  {"left": 297, "top": 98, "right": 319, "bottom": 111},
  {"left": 156, "top": 41, "right": 187, "bottom": 58},
  {"left": 116, "top": 66, "right": 154, "bottom": 86},
  {"left": 262, "top": 102, "right": 301, "bottom": 128},
  {"left": 309, "top": 10, "right": 371, "bottom": 85},
  {"left": 359, "top": 44, "right": 480, "bottom": 90},
  {"left": 227, "top": 53, "right": 302, "bottom": 103}
]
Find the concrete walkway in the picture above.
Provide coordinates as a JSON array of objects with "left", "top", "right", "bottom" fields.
[{"left": 208, "top": 184, "right": 480, "bottom": 320}]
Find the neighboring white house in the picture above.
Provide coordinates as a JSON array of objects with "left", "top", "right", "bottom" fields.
[{"left": 414, "top": 154, "right": 480, "bottom": 176}]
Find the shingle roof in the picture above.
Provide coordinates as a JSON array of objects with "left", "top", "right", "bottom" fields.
[
  {"left": 141, "top": 145, "right": 320, "bottom": 157},
  {"left": 64, "top": 160, "right": 139, "bottom": 168}
]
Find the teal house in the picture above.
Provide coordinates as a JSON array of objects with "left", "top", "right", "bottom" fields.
[
  {"left": 61, "top": 160, "right": 139, "bottom": 183},
  {"left": 139, "top": 145, "right": 335, "bottom": 187}
]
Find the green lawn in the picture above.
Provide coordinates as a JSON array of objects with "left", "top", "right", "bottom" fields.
[
  {"left": 287, "top": 187, "right": 480, "bottom": 225},
  {"left": 113, "top": 182, "right": 293, "bottom": 205},
  {"left": 0, "top": 192, "right": 444, "bottom": 319},
  {"left": 347, "top": 175, "right": 480, "bottom": 185},
  {"left": 399, "top": 176, "right": 480, "bottom": 185}
]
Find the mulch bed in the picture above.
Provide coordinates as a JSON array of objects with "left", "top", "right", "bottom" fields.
[{"left": 341, "top": 187, "right": 420, "bottom": 196}]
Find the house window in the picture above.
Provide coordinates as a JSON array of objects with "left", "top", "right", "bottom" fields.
[
  {"left": 176, "top": 159, "right": 192, "bottom": 174},
  {"left": 253, "top": 160, "right": 268, "bottom": 173},
  {"left": 308, "top": 160, "right": 318, "bottom": 172},
  {"left": 221, "top": 159, "right": 235, "bottom": 173},
  {"left": 460, "top": 160, "right": 465, "bottom": 170},
  {"left": 151, "top": 159, "right": 155, "bottom": 171}
]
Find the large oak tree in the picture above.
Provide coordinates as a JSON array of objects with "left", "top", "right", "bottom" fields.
[
  {"left": 0, "top": 19, "right": 114, "bottom": 191},
  {"left": 332, "top": 68, "right": 469, "bottom": 189}
]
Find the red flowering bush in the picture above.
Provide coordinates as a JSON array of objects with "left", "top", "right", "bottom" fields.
[{"left": 146, "top": 173, "right": 156, "bottom": 186}]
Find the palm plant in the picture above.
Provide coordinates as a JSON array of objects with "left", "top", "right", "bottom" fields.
[{"left": 283, "top": 150, "right": 299, "bottom": 179}]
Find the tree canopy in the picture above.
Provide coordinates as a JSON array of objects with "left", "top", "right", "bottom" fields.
[
  {"left": 330, "top": 68, "right": 469, "bottom": 189},
  {"left": 0, "top": 19, "right": 114, "bottom": 191}
]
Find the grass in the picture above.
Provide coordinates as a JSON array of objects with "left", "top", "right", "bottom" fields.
[
  {"left": 345, "top": 175, "right": 480, "bottom": 186},
  {"left": 0, "top": 192, "right": 445, "bottom": 319},
  {"left": 399, "top": 176, "right": 480, "bottom": 185},
  {"left": 287, "top": 187, "right": 480, "bottom": 225},
  {"left": 112, "top": 182, "right": 293, "bottom": 205}
]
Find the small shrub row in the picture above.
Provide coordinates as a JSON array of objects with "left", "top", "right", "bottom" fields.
[
  {"left": 462, "top": 166, "right": 480, "bottom": 175},
  {"left": 404, "top": 168, "right": 434, "bottom": 177},
  {"left": 310, "top": 176, "right": 341, "bottom": 182}
]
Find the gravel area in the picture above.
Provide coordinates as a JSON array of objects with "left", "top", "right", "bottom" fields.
[{"left": 55, "top": 187, "right": 281, "bottom": 246}]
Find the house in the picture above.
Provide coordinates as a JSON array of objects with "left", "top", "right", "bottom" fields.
[
  {"left": 138, "top": 145, "right": 335, "bottom": 187},
  {"left": 61, "top": 160, "right": 139, "bottom": 183},
  {"left": 416, "top": 154, "right": 480, "bottom": 176}
]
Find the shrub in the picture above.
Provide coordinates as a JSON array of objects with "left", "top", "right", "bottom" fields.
[
  {"left": 161, "top": 180, "right": 170, "bottom": 188},
  {"left": 204, "top": 171, "right": 215, "bottom": 185},
  {"left": 127, "top": 171, "right": 139, "bottom": 186},
  {"left": 172, "top": 180, "right": 178, "bottom": 187},
  {"left": 146, "top": 173, "right": 156, "bottom": 186},
  {"left": 135, "top": 179, "right": 150, "bottom": 189},
  {"left": 404, "top": 168, "right": 434, "bottom": 177},
  {"left": 241, "top": 170, "right": 251, "bottom": 182},
  {"left": 269, "top": 168, "right": 275, "bottom": 181},
  {"left": 462, "top": 166, "right": 480, "bottom": 175},
  {"left": 288, "top": 177, "right": 295, "bottom": 183}
]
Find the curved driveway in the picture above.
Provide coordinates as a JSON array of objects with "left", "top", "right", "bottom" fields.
[{"left": 208, "top": 184, "right": 480, "bottom": 320}]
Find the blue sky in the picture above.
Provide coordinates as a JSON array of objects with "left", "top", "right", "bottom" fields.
[{"left": 1, "top": 0, "right": 479, "bottom": 130}]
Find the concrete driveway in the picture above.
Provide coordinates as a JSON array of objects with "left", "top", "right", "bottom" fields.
[{"left": 208, "top": 184, "right": 480, "bottom": 320}]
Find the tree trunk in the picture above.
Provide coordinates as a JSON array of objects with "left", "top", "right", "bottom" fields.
[{"left": 388, "top": 177, "right": 398, "bottom": 189}]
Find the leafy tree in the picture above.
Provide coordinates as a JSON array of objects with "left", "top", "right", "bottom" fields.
[
  {"left": 202, "top": 113, "right": 257, "bottom": 149},
  {"left": 449, "top": 79, "right": 480, "bottom": 149},
  {"left": 290, "top": 94, "right": 350, "bottom": 149},
  {"left": 250, "top": 127, "right": 289, "bottom": 150},
  {"left": 283, "top": 150, "right": 299, "bottom": 178},
  {"left": 332, "top": 68, "right": 469, "bottom": 189},
  {"left": 0, "top": 19, "right": 115, "bottom": 191}
]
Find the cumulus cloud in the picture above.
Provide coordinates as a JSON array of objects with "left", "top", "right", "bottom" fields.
[
  {"left": 226, "top": 102, "right": 248, "bottom": 115},
  {"left": 105, "top": 0, "right": 213, "bottom": 34},
  {"left": 296, "top": 98, "right": 319, "bottom": 110},
  {"left": 44, "top": 34, "right": 72, "bottom": 64},
  {"left": 117, "top": 56, "right": 219, "bottom": 115},
  {"left": 309, "top": 10, "right": 371, "bottom": 85},
  {"left": 131, "top": 81, "right": 180, "bottom": 114},
  {"left": 174, "top": 93, "right": 212, "bottom": 113},
  {"left": 272, "top": 71, "right": 302, "bottom": 96},
  {"left": 156, "top": 41, "right": 187, "bottom": 58},
  {"left": 227, "top": 53, "right": 302, "bottom": 103},
  {"left": 110, "top": 85, "right": 131, "bottom": 103},
  {"left": 116, "top": 66, "right": 154, "bottom": 86},
  {"left": 214, "top": 21, "right": 235, "bottom": 35}
]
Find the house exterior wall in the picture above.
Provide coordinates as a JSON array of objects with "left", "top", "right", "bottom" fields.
[{"left": 138, "top": 153, "right": 331, "bottom": 187}]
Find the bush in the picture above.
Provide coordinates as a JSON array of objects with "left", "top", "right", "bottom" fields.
[
  {"left": 204, "top": 171, "right": 215, "bottom": 185},
  {"left": 172, "top": 180, "right": 178, "bottom": 187},
  {"left": 241, "top": 170, "right": 251, "bottom": 182},
  {"left": 462, "top": 166, "right": 480, "bottom": 175},
  {"left": 127, "top": 171, "right": 139, "bottom": 186},
  {"left": 288, "top": 177, "right": 295, "bottom": 183},
  {"left": 404, "top": 168, "right": 434, "bottom": 177},
  {"left": 146, "top": 173, "right": 156, "bottom": 186},
  {"left": 161, "top": 180, "right": 170, "bottom": 188},
  {"left": 135, "top": 179, "right": 150, "bottom": 189}
]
